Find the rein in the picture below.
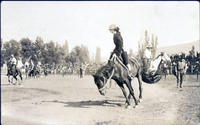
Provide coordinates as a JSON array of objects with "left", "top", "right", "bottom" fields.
[
  {"left": 111, "top": 54, "right": 128, "bottom": 70},
  {"left": 99, "top": 68, "right": 115, "bottom": 91}
]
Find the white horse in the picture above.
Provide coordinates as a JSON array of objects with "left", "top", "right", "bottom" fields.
[
  {"left": 17, "top": 59, "right": 24, "bottom": 71},
  {"left": 149, "top": 52, "right": 171, "bottom": 75}
]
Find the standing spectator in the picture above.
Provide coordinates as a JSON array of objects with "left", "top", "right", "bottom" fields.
[
  {"left": 80, "top": 63, "right": 83, "bottom": 78},
  {"left": 176, "top": 59, "right": 186, "bottom": 88}
]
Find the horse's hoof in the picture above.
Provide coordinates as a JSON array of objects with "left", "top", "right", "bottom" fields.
[
  {"left": 126, "top": 105, "right": 131, "bottom": 109},
  {"left": 138, "top": 99, "right": 143, "bottom": 103},
  {"left": 125, "top": 101, "right": 129, "bottom": 106},
  {"left": 133, "top": 105, "right": 137, "bottom": 108}
]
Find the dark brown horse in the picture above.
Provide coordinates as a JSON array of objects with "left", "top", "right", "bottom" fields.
[
  {"left": 93, "top": 53, "right": 171, "bottom": 108},
  {"left": 7, "top": 61, "right": 23, "bottom": 85}
]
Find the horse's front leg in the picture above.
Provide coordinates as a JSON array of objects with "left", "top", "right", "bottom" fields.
[
  {"left": 117, "top": 83, "right": 130, "bottom": 107},
  {"left": 8, "top": 76, "right": 11, "bottom": 84},
  {"left": 176, "top": 72, "right": 179, "bottom": 88}
]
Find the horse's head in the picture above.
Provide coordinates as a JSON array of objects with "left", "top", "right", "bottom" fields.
[
  {"left": 92, "top": 61, "right": 115, "bottom": 96},
  {"left": 92, "top": 74, "right": 106, "bottom": 95}
]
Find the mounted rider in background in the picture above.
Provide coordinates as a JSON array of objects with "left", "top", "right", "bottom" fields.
[
  {"left": 9, "top": 54, "right": 17, "bottom": 69},
  {"left": 108, "top": 24, "right": 132, "bottom": 79},
  {"left": 143, "top": 44, "right": 153, "bottom": 72}
]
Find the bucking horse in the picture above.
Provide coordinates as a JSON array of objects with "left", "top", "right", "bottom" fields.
[{"left": 92, "top": 52, "right": 171, "bottom": 108}]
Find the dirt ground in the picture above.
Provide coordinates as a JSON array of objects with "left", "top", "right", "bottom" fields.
[{"left": 1, "top": 74, "right": 200, "bottom": 125}]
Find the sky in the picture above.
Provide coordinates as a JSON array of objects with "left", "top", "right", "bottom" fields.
[{"left": 1, "top": 1, "right": 199, "bottom": 60}]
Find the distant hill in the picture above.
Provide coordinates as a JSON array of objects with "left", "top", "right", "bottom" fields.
[{"left": 157, "top": 40, "right": 200, "bottom": 55}]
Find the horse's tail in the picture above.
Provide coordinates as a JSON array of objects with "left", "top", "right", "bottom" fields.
[
  {"left": 129, "top": 57, "right": 162, "bottom": 84},
  {"left": 141, "top": 72, "right": 162, "bottom": 84}
]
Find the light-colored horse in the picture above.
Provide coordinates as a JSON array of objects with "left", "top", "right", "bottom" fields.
[
  {"left": 17, "top": 59, "right": 24, "bottom": 70},
  {"left": 148, "top": 52, "right": 171, "bottom": 75}
]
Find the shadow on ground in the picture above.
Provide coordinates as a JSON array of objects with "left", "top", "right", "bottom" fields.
[{"left": 42, "top": 99, "right": 124, "bottom": 108}]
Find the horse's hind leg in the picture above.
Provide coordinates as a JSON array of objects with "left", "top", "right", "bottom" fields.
[
  {"left": 19, "top": 72, "right": 23, "bottom": 82},
  {"left": 13, "top": 76, "right": 18, "bottom": 85},
  {"left": 117, "top": 82, "right": 130, "bottom": 107},
  {"left": 126, "top": 81, "right": 138, "bottom": 107},
  {"left": 137, "top": 74, "right": 143, "bottom": 102},
  {"left": 18, "top": 74, "right": 22, "bottom": 85},
  {"left": 11, "top": 77, "right": 14, "bottom": 84}
]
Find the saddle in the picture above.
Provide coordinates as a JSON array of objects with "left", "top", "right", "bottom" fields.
[
  {"left": 110, "top": 53, "right": 137, "bottom": 79},
  {"left": 110, "top": 53, "right": 128, "bottom": 70}
]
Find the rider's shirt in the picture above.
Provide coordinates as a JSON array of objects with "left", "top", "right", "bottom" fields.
[
  {"left": 113, "top": 32, "right": 123, "bottom": 54},
  {"left": 178, "top": 61, "right": 185, "bottom": 71},
  {"left": 11, "top": 57, "right": 17, "bottom": 65},
  {"left": 17, "top": 60, "right": 24, "bottom": 68}
]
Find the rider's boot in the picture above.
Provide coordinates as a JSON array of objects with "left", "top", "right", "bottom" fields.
[{"left": 127, "top": 64, "right": 133, "bottom": 79}]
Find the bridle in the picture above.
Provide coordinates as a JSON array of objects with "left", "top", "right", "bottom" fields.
[{"left": 98, "top": 66, "right": 115, "bottom": 92}]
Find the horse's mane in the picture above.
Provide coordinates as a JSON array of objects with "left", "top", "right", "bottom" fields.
[{"left": 95, "top": 62, "right": 113, "bottom": 79}]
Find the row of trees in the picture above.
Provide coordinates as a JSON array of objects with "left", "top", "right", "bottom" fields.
[
  {"left": 138, "top": 30, "right": 158, "bottom": 59},
  {"left": 1, "top": 37, "right": 90, "bottom": 68}
]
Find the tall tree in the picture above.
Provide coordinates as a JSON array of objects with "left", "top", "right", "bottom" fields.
[
  {"left": 68, "top": 45, "right": 90, "bottom": 66},
  {"left": 144, "top": 30, "right": 150, "bottom": 47},
  {"left": 35, "top": 36, "right": 45, "bottom": 61},
  {"left": 95, "top": 47, "right": 101, "bottom": 64},
  {"left": 43, "top": 41, "right": 56, "bottom": 66},
  {"left": 4, "top": 39, "right": 20, "bottom": 61},
  {"left": 1, "top": 38, "right": 5, "bottom": 67},
  {"left": 151, "top": 34, "right": 158, "bottom": 58},
  {"left": 20, "top": 38, "right": 33, "bottom": 59},
  {"left": 63, "top": 40, "right": 69, "bottom": 55},
  {"left": 129, "top": 49, "right": 134, "bottom": 57}
]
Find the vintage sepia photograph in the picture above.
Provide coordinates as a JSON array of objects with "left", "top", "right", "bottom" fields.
[{"left": 1, "top": 1, "right": 200, "bottom": 125}]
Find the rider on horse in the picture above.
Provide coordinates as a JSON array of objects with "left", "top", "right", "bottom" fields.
[
  {"left": 9, "top": 54, "right": 17, "bottom": 70},
  {"left": 143, "top": 44, "right": 153, "bottom": 73},
  {"left": 108, "top": 24, "right": 132, "bottom": 79}
]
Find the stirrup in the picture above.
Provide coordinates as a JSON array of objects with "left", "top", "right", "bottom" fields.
[
  {"left": 128, "top": 71, "right": 133, "bottom": 79},
  {"left": 128, "top": 74, "right": 133, "bottom": 80}
]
